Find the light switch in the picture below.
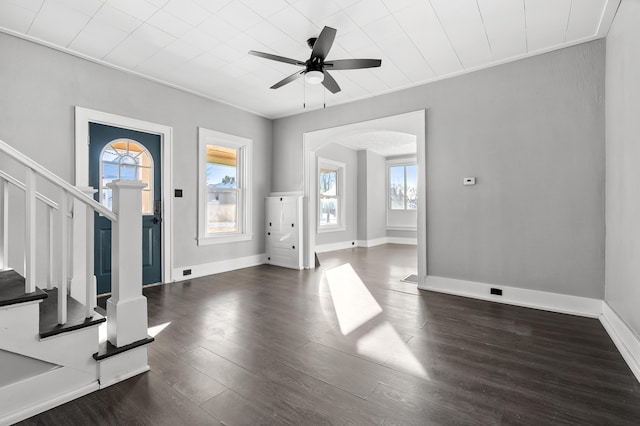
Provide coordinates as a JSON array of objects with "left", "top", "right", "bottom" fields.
[{"left": 463, "top": 177, "right": 476, "bottom": 185}]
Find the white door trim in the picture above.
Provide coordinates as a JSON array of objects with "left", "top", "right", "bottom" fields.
[
  {"left": 74, "top": 107, "right": 174, "bottom": 284},
  {"left": 302, "top": 110, "right": 427, "bottom": 285}
]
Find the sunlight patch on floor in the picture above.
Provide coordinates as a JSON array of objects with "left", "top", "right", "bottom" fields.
[
  {"left": 324, "top": 263, "right": 428, "bottom": 379},
  {"left": 148, "top": 321, "right": 171, "bottom": 338},
  {"left": 325, "top": 263, "right": 383, "bottom": 335}
]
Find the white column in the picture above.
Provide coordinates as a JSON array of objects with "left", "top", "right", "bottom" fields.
[
  {"left": 70, "top": 187, "right": 96, "bottom": 306},
  {"left": 106, "top": 180, "right": 147, "bottom": 347}
]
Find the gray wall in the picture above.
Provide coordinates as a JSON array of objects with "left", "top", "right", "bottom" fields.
[
  {"left": 365, "top": 150, "right": 387, "bottom": 241},
  {"left": 315, "top": 143, "right": 358, "bottom": 246},
  {"left": 605, "top": 0, "right": 640, "bottom": 333},
  {"left": 273, "top": 40, "right": 605, "bottom": 298},
  {"left": 0, "top": 32, "right": 272, "bottom": 275}
]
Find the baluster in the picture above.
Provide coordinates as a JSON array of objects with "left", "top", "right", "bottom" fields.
[
  {"left": 48, "top": 205, "right": 54, "bottom": 290},
  {"left": 58, "top": 189, "right": 68, "bottom": 325},
  {"left": 85, "top": 206, "right": 95, "bottom": 318},
  {"left": 0, "top": 178, "right": 8, "bottom": 269},
  {"left": 24, "top": 168, "right": 36, "bottom": 293}
]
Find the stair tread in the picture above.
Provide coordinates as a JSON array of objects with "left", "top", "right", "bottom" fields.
[
  {"left": 39, "top": 288, "right": 105, "bottom": 339},
  {"left": 0, "top": 270, "right": 47, "bottom": 307},
  {"left": 93, "top": 336, "right": 154, "bottom": 361}
]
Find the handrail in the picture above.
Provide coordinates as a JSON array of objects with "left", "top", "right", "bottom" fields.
[
  {"left": 0, "top": 139, "right": 117, "bottom": 221},
  {"left": 0, "top": 170, "right": 59, "bottom": 210}
]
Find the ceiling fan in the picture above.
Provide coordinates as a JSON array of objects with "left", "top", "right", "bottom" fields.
[{"left": 248, "top": 26, "right": 382, "bottom": 94}]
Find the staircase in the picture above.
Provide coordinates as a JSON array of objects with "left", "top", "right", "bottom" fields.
[{"left": 0, "top": 139, "right": 153, "bottom": 425}]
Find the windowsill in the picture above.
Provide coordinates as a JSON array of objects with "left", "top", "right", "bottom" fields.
[
  {"left": 317, "top": 225, "right": 346, "bottom": 234},
  {"left": 197, "top": 233, "right": 253, "bottom": 245}
]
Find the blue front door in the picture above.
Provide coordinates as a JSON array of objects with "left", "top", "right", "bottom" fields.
[{"left": 89, "top": 123, "right": 162, "bottom": 295}]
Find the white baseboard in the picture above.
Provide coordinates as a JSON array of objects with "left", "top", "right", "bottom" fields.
[
  {"left": 386, "top": 237, "right": 417, "bottom": 245},
  {"left": 420, "top": 275, "right": 602, "bottom": 318},
  {"left": 356, "top": 237, "right": 388, "bottom": 248},
  {"left": 173, "top": 254, "right": 266, "bottom": 281},
  {"left": 600, "top": 302, "right": 640, "bottom": 383},
  {"left": 315, "top": 241, "right": 357, "bottom": 253}
]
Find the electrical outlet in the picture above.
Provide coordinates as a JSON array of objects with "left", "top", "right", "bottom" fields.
[
  {"left": 490, "top": 288, "right": 502, "bottom": 296},
  {"left": 183, "top": 269, "right": 192, "bottom": 276}
]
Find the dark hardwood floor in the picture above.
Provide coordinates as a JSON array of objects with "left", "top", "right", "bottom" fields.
[{"left": 20, "top": 244, "right": 640, "bottom": 425}]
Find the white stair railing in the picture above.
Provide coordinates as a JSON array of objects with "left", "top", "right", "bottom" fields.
[{"left": 0, "top": 139, "right": 117, "bottom": 325}]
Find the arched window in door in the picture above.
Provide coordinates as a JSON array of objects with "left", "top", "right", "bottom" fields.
[{"left": 100, "top": 139, "right": 154, "bottom": 214}]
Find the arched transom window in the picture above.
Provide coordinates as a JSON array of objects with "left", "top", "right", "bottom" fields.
[{"left": 100, "top": 139, "right": 153, "bottom": 214}]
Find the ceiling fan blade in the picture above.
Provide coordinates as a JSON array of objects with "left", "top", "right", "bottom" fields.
[
  {"left": 271, "top": 70, "right": 305, "bottom": 89},
  {"left": 249, "top": 50, "right": 305, "bottom": 66},
  {"left": 321, "top": 70, "right": 341, "bottom": 94},
  {"left": 311, "top": 26, "right": 337, "bottom": 60},
  {"left": 324, "top": 58, "right": 382, "bottom": 70}
]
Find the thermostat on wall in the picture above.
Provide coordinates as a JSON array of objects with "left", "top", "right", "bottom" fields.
[{"left": 463, "top": 177, "right": 476, "bottom": 185}]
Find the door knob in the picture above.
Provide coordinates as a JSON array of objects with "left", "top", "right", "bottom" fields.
[{"left": 152, "top": 217, "right": 162, "bottom": 224}]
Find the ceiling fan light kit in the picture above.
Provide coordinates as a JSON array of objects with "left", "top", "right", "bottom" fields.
[{"left": 249, "top": 26, "right": 382, "bottom": 96}]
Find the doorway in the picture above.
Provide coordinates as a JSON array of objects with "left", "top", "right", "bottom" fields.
[
  {"left": 89, "top": 123, "right": 162, "bottom": 294},
  {"left": 303, "top": 110, "right": 427, "bottom": 285},
  {"left": 75, "top": 107, "right": 174, "bottom": 293}
]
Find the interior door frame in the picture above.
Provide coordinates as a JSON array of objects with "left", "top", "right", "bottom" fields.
[
  {"left": 302, "top": 110, "right": 427, "bottom": 286},
  {"left": 75, "top": 106, "right": 174, "bottom": 284}
]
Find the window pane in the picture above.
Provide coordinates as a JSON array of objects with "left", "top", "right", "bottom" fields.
[
  {"left": 320, "top": 197, "right": 338, "bottom": 225},
  {"left": 319, "top": 169, "right": 337, "bottom": 196},
  {"left": 389, "top": 166, "right": 405, "bottom": 210},
  {"left": 207, "top": 189, "right": 238, "bottom": 233},
  {"left": 207, "top": 144, "right": 237, "bottom": 189},
  {"left": 406, "top": 165, "right": 417, "bottom": 210}
]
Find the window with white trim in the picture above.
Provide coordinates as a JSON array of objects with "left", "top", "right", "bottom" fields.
[
  {"left": 318, "top": 158, "right": 345, "bottom": 232},
  {"left": 198, "top": 128, "right": 252, "bottom": 245},
  {"left": 389, "top": 163, "right": 417, "bottom": 210}
]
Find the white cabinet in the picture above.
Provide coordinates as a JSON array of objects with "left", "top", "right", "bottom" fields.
[{"left": 265, "top": 196, "right": 303, "bottom": 270}]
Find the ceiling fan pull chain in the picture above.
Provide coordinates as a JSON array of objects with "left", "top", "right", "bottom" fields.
[
  {"left": 303, "top": 78, "right": 306, "bottom": 109},
  {"left": 323, "top": 87, "right": 326, "bottom": 109}
]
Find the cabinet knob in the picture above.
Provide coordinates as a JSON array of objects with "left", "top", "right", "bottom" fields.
[
  {"left": 267, "top": 232, "right": 270, "bottom": 235},
  {"left": 292, "top": 245, "right": 295, "bottom": 249}
]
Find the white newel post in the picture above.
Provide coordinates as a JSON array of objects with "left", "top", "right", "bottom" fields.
[{"left": 106, "top": 180, "right": 147, "bottom": 347}]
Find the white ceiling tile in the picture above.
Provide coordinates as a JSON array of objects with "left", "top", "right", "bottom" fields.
[
  {"left": 525, "top": 0, "right": 572, "bottom": 52},
  {"left": 377, "top": 32, "right": 435, "bottom": 82},
  {"left": 565, "top": 0, "right": 606, "bottom": 42},
  {"left": 243, "top": 18, "right": 287, "bottom": 46},
  {"left": 217, "top": 1, "right": 263, "bottom": 31},
  {"left": 269, "top": 5, "right": 320, "bottom": 43},
  {"left": 180, "top": 27, "right": 220, "bottom": 51},
  {"left": 191, "top": 0, "right": 232, "bottom": 13},
  {"left": 93, "top": 3, "right": 142, "bottom": 33},
  {"left": 240, "top": 0, "right": 288, "bottom": 18},
  {"left": 147, "top": 9, "right": 192, "bottom": 38},
  {"left": 344, "top": 0, "right": 390, "bottom": 28},
  {"left": 292, "top": 0, "right": 343, "bottom": 22},
  {"left": 28, "top": 1, "right": 91, "bottom": 47},
  {"left": 317, "top": 11, "right": 358, "bottom": 35},
  {"left": 380, "top": 0, "right": 414, "bottom": 14},
  {"left": 105, "top": 0, "right": 158, "bottom": 22},
  {"left": 0, "top": 2, "right": 38, "bottom": 33},
  {"left": 212, "top": 41, "right": 246, "bottom": 62},
  {"left": 4, "top": 0, "right": 43, "bottom": 12},
  {"left": 429, "top": 0, "right": 492, "bottom": 69},
  {"left": 189, "top": 51, "right": 229, "bottom": 70},
  {"left": 227, "top": 32, "right": 270, "bottom": 57},
  {"left": 162, "top": 0, "right": 210, "bottom": 26},
  {"left": 146, "top": 0, "right": 169, "bottom": 7},
  {"left": 477, "top": 0, "right": 527, "bottom": 61},
  {"left": 373, "top": 56, "right": 411, "bottom": 87},
  {"left": 104, "top": 22, "right": 175, "bottom": 68},
  {"left": 362, "top": 14, "right": 403, "bottom": 46},
  {"left": 68, "top": 18, "right": 129, "bottom": 58},
  {"left": 335, "top": 28, "right": 372, "bottom": 55},
  {"left": 198, "top": 14, "right": 241, "bottom": 42},
  {"left": 48, "top": 0, "right": 103, "bottom": 16},
  {"left": 394, "top": 3, "right": 461, "bottom": 76}
]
